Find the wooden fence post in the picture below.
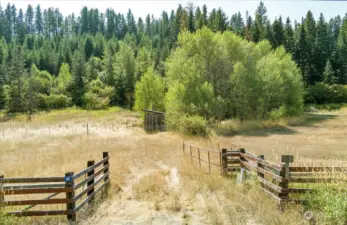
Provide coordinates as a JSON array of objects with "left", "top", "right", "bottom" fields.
[
  {"left": 87, "top": 160, "right": 95, "bottom": 206},
  {"left": 103, "top": 152, "right": 110, "bottom": 195},
  {"left": 240, "top": 148, "right": 246, "bottom": 168},
  {"left": 0, "top": 175, "right": 4, "bottom": 207},
  {"left": 87, "top": 123, "right": 89, "bottom": 135},
  {"left": 221, "top": 149, "right": 227, "bottom": 176},
  {"left": 280, "top": 155, "right": 294, "bottom": 208},
  {"left": 257, "top": 155, "right": 265, "bottom": 189},
  {"left": 65, "top": 172, "right": 76, "bottom": 222}
]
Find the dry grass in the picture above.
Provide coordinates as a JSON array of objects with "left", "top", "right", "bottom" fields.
[{"left": 1, "top": 108, "right": 347, "bottom": 224}]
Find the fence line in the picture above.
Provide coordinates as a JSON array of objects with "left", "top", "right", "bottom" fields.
[
  {"left": 0, "top": 152, "right": 110, "bottom": 222},
  {"left": 183, "top": 142, "right": 222, "bottom": 174},
  {"left": 182, "top": 142, "right": 347, "bottom": 207}
]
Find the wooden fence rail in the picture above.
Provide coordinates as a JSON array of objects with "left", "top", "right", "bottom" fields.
[
  {"left": 0, "top": 152, "right": 110, "bottom": 222},
  {"left": 182, "top": 142, "right": 347, "bottom": 207}
]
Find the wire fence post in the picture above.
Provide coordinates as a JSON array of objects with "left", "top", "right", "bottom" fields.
[
  {"left": 198, "top": 148, "right": 201, "bottom": 169},
  {"left": 208, "top": 151, "right": 211, "bottom": 174},
  {"left": 190, "top": 146, "right": 193, "bottom": 164}
]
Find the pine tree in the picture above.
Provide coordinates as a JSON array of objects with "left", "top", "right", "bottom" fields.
[
  {"left": 284, "top": 17, "right": 294, "bottom": 54},
  {"left": 202, "top": 4, "right": 208, "bottom": 26},
  {"left": 106, "top": 8, "right": 115, "bottom": 38},
  {"left": 323, "top": 60, "right": 337, "bottom": 84},
  {"left": 70, "top": 49, "right": 86, "bottom": 106},
  {"left": 81, "top": 6, "right": 89, "bottom": 33},
  {"left": 272, "top": 16, "right": 284, "bottom": 48},
  {"left": 304, "top": 11, "right": 317, "bottom": 84},
  {"left": 84, "top": 35, "right": 94, "bottom": 60},
  {"left": 187, "top": 3, "right": 195, "bottom": 32},
  {"left": 315, "top": 13, "right": 329, "bottom": 82},
  {"left": 127, "top": 9, "right": 137, "bottom": 35},
  {"left": 0, "top": 60, "right": 5, "bottom": 109},
  {"left": 6, "top": 47, "right": 27, "bottom": 112},
  {"left": 25, "top": 4, "right": 34, "bottom": 33},
  {"left": 35, "top": 5, "right": 43, "bottom": 34},
  {"left": 294, "top": 24, "right": 309, "bottom": 85},
  {"left": 230, "top": 12, "right": 244, "bottom": 36}
]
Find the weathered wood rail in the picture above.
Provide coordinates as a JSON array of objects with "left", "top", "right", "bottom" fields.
[
  {"left": 0, "top": 152, "right": 110, "bottom": 221},
  {"left": 183, "top": 142, "right": 347, "bottom": 206}
]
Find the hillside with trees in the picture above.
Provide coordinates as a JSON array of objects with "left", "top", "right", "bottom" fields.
[{"left": 0, "top": 1, "right": 346, "bottom": 119}]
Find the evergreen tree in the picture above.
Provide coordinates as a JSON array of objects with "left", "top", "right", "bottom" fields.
[
  {"left": 187, "top": 3, "right": 195, "bottom": 32},
  {"left": 272, "top": 16, "right": 285, "bottom": 48},
  {"left": 70, "top": 49, "right": 86, "bottom": 106},
  {"left": 202, "top": 4, "right": 208, "bottom": 26},
  {"left": 35, "top": 5, "right": 43, "bottom": 34},
  {"left": 284, "top": 17, "right": 294, "bottom": 54},
  {"left": 230, "top": 12, "right": 244, "bottom": 36},
  {"left": 6, "top": 47, "right": 27, "bottom": 112},
  {"left": 315, "top": 13, "right": 329, "bottom": 82},
  {"left": 25, "top": 4, "right": 34, "bottom": 33},
  {"left": 323, "top": 60, "right": 337, "bottom": 84}
]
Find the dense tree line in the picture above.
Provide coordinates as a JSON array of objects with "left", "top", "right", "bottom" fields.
[{"left": 0, "top": 1, "right": 346, "bottom": 114}]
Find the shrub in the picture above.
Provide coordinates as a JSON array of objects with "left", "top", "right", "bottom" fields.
[
  {"left": 305, "top": 83, "right": 347, "bottom": 104},
  {"left": 44, "top": 94, "right": 72, "bottom": 109},
  {"left": 83, "top": 78, "right": 114, "bottom": 110},
  {"left": 177, "top": 115, "right": 209, "bottom": 136},
  {"left": 306, "top": 186, "right": 347, "bottom": 225}
]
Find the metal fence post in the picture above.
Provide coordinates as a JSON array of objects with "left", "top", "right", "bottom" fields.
[{"left": 65, "top": 172, "right": 76, "bottom": 221}]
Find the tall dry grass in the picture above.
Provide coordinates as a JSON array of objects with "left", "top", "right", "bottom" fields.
[{"left": 1, "top": 108, "right": 347, "bottom": 224}]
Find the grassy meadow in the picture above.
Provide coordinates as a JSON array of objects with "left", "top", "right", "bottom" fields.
[{"left": 1, "top": 107, "right": 347, "bottom": 224}]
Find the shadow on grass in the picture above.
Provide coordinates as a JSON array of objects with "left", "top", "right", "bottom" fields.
[
  {"left": 213, "top": 112, "right": 338, "bottom": 137},
  {"left": 297, "top": 113, "right": 338, "bottom": 127},
  {"left": 240, "top": 126, "right": 297, "bottom": 137}
]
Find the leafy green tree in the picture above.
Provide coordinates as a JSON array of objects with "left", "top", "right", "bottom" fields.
[
  {"left": 53, "top": 63, "right": 72, "bottom": 95},
  {"left": 134, "top": 68, "right": 165, "bottom": 112},
  {"left": 84, "top": 78, "right": 114, "bottom": 109}
]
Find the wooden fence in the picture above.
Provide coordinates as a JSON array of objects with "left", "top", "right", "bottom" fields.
[
  {"left": 183, "top": 143, "right": 347, "bottom": 206},
  {"left": 142, "top": 109, "right": 165, "bottom": 132},
  {"left": 0, "top": 152, "right": 110, "bottom": 221}
]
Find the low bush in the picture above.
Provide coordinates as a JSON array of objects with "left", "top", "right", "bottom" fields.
[
  {"left": 305, "top": 186, "right": 347, "bottom": 225},
  {"left": 305, "top": 83, "right": 347, "bottom": 105},
  {"left": 44, "top": 94, "right": 72, "bottom": 109},
  {"left": 177, "top": 115, "right": 209, "bottom": 137}
]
